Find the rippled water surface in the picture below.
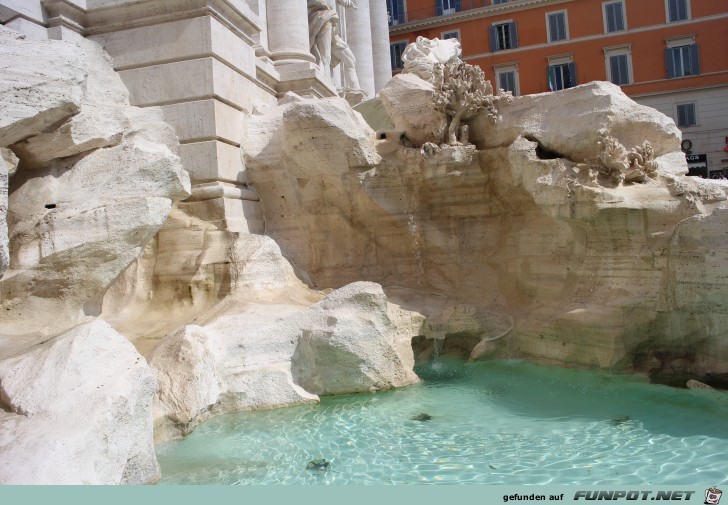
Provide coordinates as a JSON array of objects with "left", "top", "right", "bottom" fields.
[{"left": 157, "top": 358, "right": 728, "bottom": 485}]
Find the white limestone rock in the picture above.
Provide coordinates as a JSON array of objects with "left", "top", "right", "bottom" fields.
[
  {"left": 291, "top": 282, "right": 423, "bottom": 396},
  {"left": 244, "top": 96, "right": 380, "bottom": 172},
  {"left": 0, "top": 36, "right": 190, "bottom": 343},
  {"left": 471, "top": 81, "right": 683, "bottom": 165},
  {"left": 0, "top": 320, "right": 159, "bottom": 484},
  {"left": 0, "top": 27, "right": 86, "bottom": 147},
  {"left": 150, "top": 322, "right": 318, "bottom": 443},
  {"left": 12, "top": 38, "right": 141, "bottom": 165},
  {"left": 0, "top": 148, "right": 18, "bottom": 178},
  {"left": 378, "top": 73, "right": 446, "bottom": 147},
  {"left": 1, "top": 126, "right": 189, "bottom": 341},
  {"left": 0, "top": 148, "right": 15, "bottom": 278},
  {"left": 150, "top": 280, "right": 423, "bottom": 442},
  {"left": 353, "top": 97, "right": 395, "bottom": 131}
]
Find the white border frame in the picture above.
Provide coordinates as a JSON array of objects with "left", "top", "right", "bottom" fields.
[
  {"left": 545, "top": 9, "right": 570, "bottom": 43},
  {"left": 602, "top": 0, "right": 628, "bottom": 34}
]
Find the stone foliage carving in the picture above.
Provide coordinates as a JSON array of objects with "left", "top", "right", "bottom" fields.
[
  {"left": 596, "top": 132, "right": 629, "bottom": 183},
  {"left": 594, "top": 131, "right": 659, "bottom": 184},
  {"left": 401, "top": 36, "right": 462, "bottom": 84},
  {"left": 626, "top": 140, "right": 658, "bottom": 182},
  {"left": 308, "top": 0, "right": 361, "bottom": 91},
  {"left": 433, "top": 61, "right": 496, "bottom": 146}
]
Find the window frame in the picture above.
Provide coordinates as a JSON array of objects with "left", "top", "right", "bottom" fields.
[
  {"left": 494, "top": 63, "right": 520, "bottom": 96},
  {"left": 665, "top": 0, "right": 690, "bottom": 23},
  {"left": 665, "top": 36, "right": 700, "bottom": 79},
  {"left": 602, "top": 0, "right": 627, "bottom": 33},
  {"left": 390, "top": 40, "right": 409, "bottom": 71},
  {"left": 546, "top": 10, "right": 569, "bottom": 43},
  {"left": 441, "top": 29, "right": 461, "bottom": 41},
  {"left": 547, "top": 54, "right": 576, "bottom": 91},
  {"left": 675, "top": 102, "right": 697, "bottom": 127},
  {"left": 490, "top": 20, "right": 518, "bottom": 51},
  {"left": 603, "top": 45, "right": 633, "bottom": 85},
  {"left": 437, "top": 0, "right": 462, "bottom": 16},
  {"left": 386, "top": 0, "right": 407, "bottom": 26}
]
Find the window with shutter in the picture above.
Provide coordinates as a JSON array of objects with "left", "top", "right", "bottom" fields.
[
  {"left": 442, "top": 30, "right": 460, "bottom": 41},
  {"left": 548, "top": 62, "right": 576, "bottom": 91},
  {"left": 676, "top": 103, "right": 697, "bottom": 127},
  {"left": 500, "top": 72, "right": 515, "bottom": 94},
  {"left": 390, "top": 41, "right": 408, "bottom": 71},
  {"left": 491, "top": 22, "right": 518, "bottom": 51},
  {"left": 440, "top": 0, "right": 460, "bottom": 15},
  {"left": 667, "top": 0, "right": 689, "bottom": 22},
  {"left": 603, "top": 1, "right": 625, "bottom": 33},
  {"left": 495, "top": 65, "right": 519, "bottom": 96},
  {"left": 604, "top": 45, "right": 632, "bottom": 85},
  {"left": 547, "top": 11, "right": 568, "bottom": 42},
  {"left": 608, "top": 54, "right": 630, "bottom": 85},
  {"left": 666, "top": 44, "right": 700, "bottom": 78},
  {"left": 387, "top": 0, "right": 406, "bottom": 25}
]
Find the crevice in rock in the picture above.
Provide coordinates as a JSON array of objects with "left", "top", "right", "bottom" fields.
[
  {"left": 0, "top": 380, "right": 21, "bottom": 415},
  {"left": 523, "top": 134, "right": 564, "bottom": 160},
  {"left": 412, "top": 332, "right": 482, "bottom": 362}
]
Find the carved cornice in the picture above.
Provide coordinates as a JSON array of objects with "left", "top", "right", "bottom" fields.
[
  {"left": 389, "top": 0, "right": 572, "bottom": 34},
  {"left": 41, "top": 0, "right": 262, "bottom": 44}
]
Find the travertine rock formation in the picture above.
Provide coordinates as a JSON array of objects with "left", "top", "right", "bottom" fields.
[
  {"left": 0, "top": 148, "right": 15, "bottom": 278},
  {"left": 471, "top": 81, "right": 682, "bottom": 167},
  {"left": 0, "top": 27, "right": 85, "bottom": 148},
  {"left": 98, "top": 200, "right": 424, "bottom": 443},
  {"left": 0, "top": 30, "right": 190, "bottom": 345},
  {"left": 0, "top": 28, "right": 188, "bottom": 484},
  {"left": 150, "top": 280, "right": 422, "bottom": 442},
  {"left": 3, "top": 19, "right": 728, "bottom": 487},
  {"left": 0, "top": 320, "right": 158, "bottom": 484},
  {"left": 244, "top": 82, "right": 728, "bottom": 382},
  {"left": 378, "top": 73, "right": 446, "bottom": 147}
]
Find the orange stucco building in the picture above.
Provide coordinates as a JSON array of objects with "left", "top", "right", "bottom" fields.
[{"left": 387, "top": 0, "right": 728, "bottom": 176}]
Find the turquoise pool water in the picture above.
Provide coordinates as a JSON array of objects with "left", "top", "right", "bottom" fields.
[{"left": 156, "top": 358, "right": 728, "bottom": 485}]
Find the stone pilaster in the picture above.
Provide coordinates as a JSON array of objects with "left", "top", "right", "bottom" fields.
[
  {"left": 0, "top": 0, "right": 48, "bottom": 39},
  {"left": 85, "top": 0, "right": 270, "bottom": 234},
  {"left": 369, "top": 0, "right": 392, "bottom": 92}
]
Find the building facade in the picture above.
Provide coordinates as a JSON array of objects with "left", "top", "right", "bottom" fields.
[{"left": 388, "top": 0, "right": 728, "bottom": 177}]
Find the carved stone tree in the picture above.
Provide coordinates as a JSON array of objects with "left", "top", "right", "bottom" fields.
[
  {"left": 593, "top": 131, "right": 659, "bottom": 185},
  {"left": 433, "top": 60, "right": 496, "bottom": 146}
]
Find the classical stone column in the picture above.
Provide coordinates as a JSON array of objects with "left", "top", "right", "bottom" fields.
[
  {"left": 345, "top": 0, "right": 375, "bottom": 97},
  {"left": 266, "top": 0, "right": 315, "bottom": 64},
  {"left": 369, "top": 0, "right": 392, "bottom": 92}
]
